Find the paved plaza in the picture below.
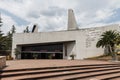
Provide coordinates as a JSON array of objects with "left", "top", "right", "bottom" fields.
[{"left": 1, "top": 60, "right": 120, "bottom": 80}]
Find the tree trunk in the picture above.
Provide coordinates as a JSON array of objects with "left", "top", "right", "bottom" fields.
[{"left": 108, "top": 45, "right": 118, "bottom": 61}]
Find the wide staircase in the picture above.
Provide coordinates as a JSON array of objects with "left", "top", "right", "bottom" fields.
[{"left": 1, "top": 63, "right": 120, "bottom": 80}]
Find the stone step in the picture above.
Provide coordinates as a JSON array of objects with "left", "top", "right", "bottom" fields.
[
  {"left": 44, "top": 68, "right": 120, "bottom": 80},
  {"left": 2, "top": 66, "right": 120, "bottom": 80},
  {"left": 109, "top": 78, "right": 120, "bottom": 80},
  {"left": 2, "top": 63, "right": 118, "bottom": 73},
  {"left": 80, "top": 72, "right": 120, "bottom": 80},
  {"left": 103, "top": 74, "right": 120, "bottom": 80},
  {"left": 19, "top": 68, "right": 120, "bottom": 80},
  {"left": 64, "top": 69, "right": 120, "bottom": 80},
  {"left": 1, "top": 65, "right": 120, "bottom": 78},
  {"left": 42, "top": 69, "right": 120, "bottom": 80}
]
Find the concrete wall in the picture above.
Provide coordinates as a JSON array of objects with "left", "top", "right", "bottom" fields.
[
  {"left": 0, "top": 56, "right": 6, "bottom": 69},
  {"left": 12, "top": 24, "right": 120, "bottom": 59},
  {"left": 63, "top": 42, "right": 76, "bottom": 59},
  {"left": 12, "top": 30, "right": 78, "bottom": 58},
  {"left": 76, "top": 24, "right": 120, "bottom": 59}
]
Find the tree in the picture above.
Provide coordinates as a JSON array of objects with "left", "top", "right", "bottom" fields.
[
  {"left": 96, "top": 30, "right": 120, "bottom": 60},
  {"left": 5, "top": 25, "right": 16, "bottom": 50},
  {"left": 23, "top": 26, "right": 30, "bottom": 33},
  {"left": 115, "top": 34, "right": 120, "bottom": 45},
  {"left": 11, "top": 25, "right": 16, "bottom": 33},
  {"left": 0, "top": 13, "right": 2, "bottom": 26},
  {"left": 5, "top": 31, "right": 12, "bottom": 50},
  {"left": 14, "top": 48, "right": 21, "bottom": 59},
  {"left": 0, "top": 34, "right": 6, "bottom": 50},
  {"left": 0, "top": 14, "right": 6, "bottom": 50}
]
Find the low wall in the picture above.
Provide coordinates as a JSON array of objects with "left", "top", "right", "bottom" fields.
[{"left": 0, "top": 56, "right": 6, "bottom": 69}]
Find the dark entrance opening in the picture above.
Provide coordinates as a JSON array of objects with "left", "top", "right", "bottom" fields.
[
  {"left": 21, "top": 53, "right": 63, "bottom": 59},
  {"left": 21, "top": 53, "right": 33, "bottom": 59},
  {"left": 21, "top": 43, "right": 63, "bottom": 59}
]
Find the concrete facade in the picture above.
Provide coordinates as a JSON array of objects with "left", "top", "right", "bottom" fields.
[{"left": 12, "top": 9, "right": 120, "bottom": 59}]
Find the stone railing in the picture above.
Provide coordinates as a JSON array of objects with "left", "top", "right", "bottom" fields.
[{"left": 0, "top": 56, "right": 6, "bottom": 69}]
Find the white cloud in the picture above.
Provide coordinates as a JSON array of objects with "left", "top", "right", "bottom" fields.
[
  {"left": 1, "top": 14, "right": 16, "bottom": 34},
  {"left": 1, "top": 14, "right": 25, "bottom": 34},
  {"left": 0, "top": 0, "right": 120, "bottom": 34}
]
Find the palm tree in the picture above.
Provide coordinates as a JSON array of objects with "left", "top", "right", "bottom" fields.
[
  {"left": 96, "top": 30, "right": 120, "bottom": 60},
  {"left": 115, "top": 34, "right": 120, "bottom": 45}
]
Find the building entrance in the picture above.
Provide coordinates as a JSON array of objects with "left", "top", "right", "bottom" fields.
[
  {"left": 21, "top": 43, "right": 63, "bottom": 59},
  {"left": 21, "top": 53, "right": 63, "bottom": 59}
]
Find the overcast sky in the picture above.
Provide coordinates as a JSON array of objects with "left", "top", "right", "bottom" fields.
[{"left": 0, "top": 0, "right": 120, "bottom": 33}]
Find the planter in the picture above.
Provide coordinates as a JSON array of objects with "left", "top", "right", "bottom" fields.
[{"left": 70, "top": 54, "right": 76, "bottom": 60}]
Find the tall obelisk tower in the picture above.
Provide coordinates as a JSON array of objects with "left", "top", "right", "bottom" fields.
[{"left": 67, "top": 9, "right": 78, "bottom": 30}]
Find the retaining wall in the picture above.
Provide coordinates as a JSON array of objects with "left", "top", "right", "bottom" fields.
[{"left": 0, "top": 56, "right": 6, "bottom": 69}]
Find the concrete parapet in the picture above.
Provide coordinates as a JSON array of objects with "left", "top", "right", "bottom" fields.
[{"left": 0, "top": 56, "right": 6, "bottom": 69}]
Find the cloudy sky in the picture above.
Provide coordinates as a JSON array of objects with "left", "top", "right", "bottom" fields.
[{"left": 0, "top": 0, "right": 120, "bottom": 33}]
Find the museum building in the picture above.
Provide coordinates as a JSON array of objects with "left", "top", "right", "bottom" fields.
[{"left": 12, "top": 9, "right": 120, "bottom": 59}]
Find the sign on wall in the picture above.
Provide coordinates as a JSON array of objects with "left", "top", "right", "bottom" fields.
[{"left": 85, "top": 29, "right": 102, "bottom": 48}]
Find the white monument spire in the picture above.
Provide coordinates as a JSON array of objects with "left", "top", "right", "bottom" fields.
[{"left": 67, "top": 9, "right": 78, "bottom": 30}]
